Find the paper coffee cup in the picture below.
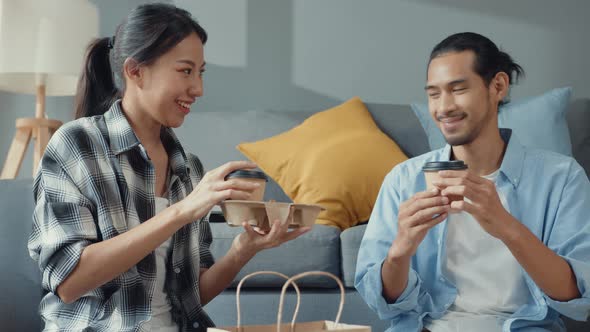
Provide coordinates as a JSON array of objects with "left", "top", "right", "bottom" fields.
[
  {"left": 225, "top": 169, "right": 268, "bottom": 201},
  {"left": 422, "top": 160, "right": 468, "bottom": 202}
]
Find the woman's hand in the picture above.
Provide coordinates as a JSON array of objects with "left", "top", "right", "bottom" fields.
[
  {"left": 232, "top": 218, "right": 311, "bottom": 259},
  {"left": 174, "top": 161, "right": 260, "bottom": 224},
  {"left": 198, "top": 215, "right": 311, "bottom": 306}
]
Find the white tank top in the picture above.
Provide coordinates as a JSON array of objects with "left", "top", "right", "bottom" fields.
[
  {"left": 132, "top": 196, "right": 177, "bottom": 331},
  {"left": 425, "top": 169, "right": 530, "bottom": 332}
]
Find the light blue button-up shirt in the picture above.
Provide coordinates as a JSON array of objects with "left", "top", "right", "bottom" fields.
[{"left": 355, "top": 129, "right": 590, "bottom": 331}]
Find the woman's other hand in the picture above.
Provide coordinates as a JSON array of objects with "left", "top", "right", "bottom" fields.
[
  {"left": 175, "top": 160, "right": 259, "bottom": 224},
  {"left": 232, "top": 216, "right": 311, "bottom": 258}
]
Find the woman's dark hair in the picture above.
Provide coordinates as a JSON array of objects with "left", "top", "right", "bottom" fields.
[
  {"left": 429, "top": 32, "right": 524, "bottom": 106},
  {"left": 74, "top": 3, "right": 207, "bottom": 119}
]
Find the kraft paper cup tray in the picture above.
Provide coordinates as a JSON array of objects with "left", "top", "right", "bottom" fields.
[{"left": 219, "top": 200, "right": 325, "bottom": 231}]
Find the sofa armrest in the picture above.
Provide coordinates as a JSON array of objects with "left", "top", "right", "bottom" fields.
[
  {"left": 0, "top": 180, "right": 43, "bottom": 331},
  {"left": 340, "top": 223, "right": 368, "bottom": 288}
]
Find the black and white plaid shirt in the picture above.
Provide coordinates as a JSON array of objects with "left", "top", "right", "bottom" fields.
[{"left": 28, "top": 101, "right": 215, "bottom": 331}]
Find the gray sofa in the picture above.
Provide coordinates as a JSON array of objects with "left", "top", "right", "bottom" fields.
[{"left": 1, "top": 100, "right": 589, "bottom": 331}]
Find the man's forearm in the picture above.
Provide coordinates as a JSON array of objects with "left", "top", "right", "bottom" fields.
[
  {"left": 503, "top": 219, "right": 580, "bottom": 301},
  {"left": 382, "top": 254, "right": 411, "bottom": 303}
]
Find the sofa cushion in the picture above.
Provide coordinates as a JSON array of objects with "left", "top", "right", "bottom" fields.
[
  {"left": 411, "top": 87, "right": 574, "bottom": 156},
  {"left": 237, "top": 97, "right": 408, "bottom": 230},
  {"left": 340, "top": 224, "right": 367, "bottom": 288},
  {"left": 0, "top": 180, "right": 43, "bottom": 331},
  {"left": 567, "top": 98, "right": 590, "bottom": 177},
  {"left": 209, "top": 223, "right": 341, "bottom": 288},
  {"left": 365, "top": 103, "right": 430, "bottom": 158}
]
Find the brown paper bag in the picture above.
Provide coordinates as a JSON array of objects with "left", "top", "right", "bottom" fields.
[
  {"left": 208, "top": 321, "right": 371, "bottom": 332},
  {"left": 208, "top": 271, "right": 371, "bottom": 332}
]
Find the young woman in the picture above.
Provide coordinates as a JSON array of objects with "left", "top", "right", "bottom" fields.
[{"left": 28, "top": 4, "right": 309, "bottom": 331}]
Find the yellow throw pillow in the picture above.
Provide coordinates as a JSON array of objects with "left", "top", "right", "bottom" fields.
[{"left": 237, "top": 97, "right": 408, "bottom": 230}]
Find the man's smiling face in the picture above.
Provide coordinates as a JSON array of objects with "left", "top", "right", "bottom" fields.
[{"left": 426, "top": 50, "right": 497, "bottom": 147}]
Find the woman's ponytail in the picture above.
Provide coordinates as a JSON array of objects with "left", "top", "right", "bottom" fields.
[{"left": 74, "top": 37, "right": 119, "bottom": 119}]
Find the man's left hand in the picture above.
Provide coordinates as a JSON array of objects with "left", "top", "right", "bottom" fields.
[{"left": 432, "top": 170, "right": 519, "bottom": 241}]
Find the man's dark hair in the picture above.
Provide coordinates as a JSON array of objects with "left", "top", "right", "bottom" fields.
[{"left": 429, "top": 32, "right": 525, "bottom": 106}]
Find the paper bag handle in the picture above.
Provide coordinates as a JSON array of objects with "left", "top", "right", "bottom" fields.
[
  {"left": 236, "top": 271, "right": 301, "bottom": 331},
  {"left": 276, "top": 271, "right": 345, "bottom": 332}
]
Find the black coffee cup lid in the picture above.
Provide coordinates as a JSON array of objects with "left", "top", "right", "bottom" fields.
[
  {"left": 423, "top": 160, "right": 468, "bottom": 171},
  {"left": 226, "top": 170, "right": 268, "bottom": 181}
]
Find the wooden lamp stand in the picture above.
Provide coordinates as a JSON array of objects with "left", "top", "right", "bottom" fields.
[{"left": 1, "top": 85, "right": 62, "bottom": 179}]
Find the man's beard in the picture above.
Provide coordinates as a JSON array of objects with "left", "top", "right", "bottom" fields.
[
  {"left": 437, "top": 112, "right": 475, "bottom": 146},
  {"left": 442, "top": 116, "right": 486, "bottom": 146},
  {"left": 444, "top": 131, "right": 478, "bottom": 146}
]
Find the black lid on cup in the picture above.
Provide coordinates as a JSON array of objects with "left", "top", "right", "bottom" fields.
[
  {"left": 422, "top": 160, "right": 468, "bottom": 171},
  {"left": 225, "top": 170, "right": 268, "bottom": 181}
]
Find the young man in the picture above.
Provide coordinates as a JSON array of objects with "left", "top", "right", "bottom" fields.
[{"left": 355, "top": 32, "right": 590, "bottom": 332}]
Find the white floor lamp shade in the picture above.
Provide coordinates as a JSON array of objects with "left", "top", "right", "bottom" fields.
[{"left": 0, "top": 0, "right": 99, "bottom": 178}]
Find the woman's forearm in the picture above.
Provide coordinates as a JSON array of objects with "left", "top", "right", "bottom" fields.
[
  {"left": 198, "top": 244, "right": 256, "bottom": 306},
  {"left": 57, "top": 204, "right": 189, "bottom": 303}
]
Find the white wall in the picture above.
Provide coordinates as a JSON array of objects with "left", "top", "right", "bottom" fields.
[
  {"left": 291, "top": 0, "right": 590, "bottom": 102},
  {"left": 177, "top": 0, "right": 589, "bottom": 108}
]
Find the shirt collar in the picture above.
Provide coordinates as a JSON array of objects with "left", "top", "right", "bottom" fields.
[
  {"left": 104, "top": 100, "right": 141, "bottom": 155},
  {"left": 498, "top": 128, "right": 525, "bottom": 188},
  {"left": 104, "top": 100, "right": 191, "bottom": 181},
  {"left": 161, "top": 126, "right": 191, "bottom": 182},
  {"left": 442, "top": 128, "right": 524, "bottom": 188}
]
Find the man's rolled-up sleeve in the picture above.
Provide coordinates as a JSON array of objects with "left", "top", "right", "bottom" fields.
[
  {"left": 544, "top": 162, "right": 590, "bottom": 321},
  {"left": 354, "top": 170, "right": 424, "bottom": 320}
]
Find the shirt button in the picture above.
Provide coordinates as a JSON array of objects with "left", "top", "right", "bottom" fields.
[
  {"left": 174, "top": 267, "right": 181, "bottom": 273},
  {"left": 193, "top": 322, "right": 200, "bottom": 328}
]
